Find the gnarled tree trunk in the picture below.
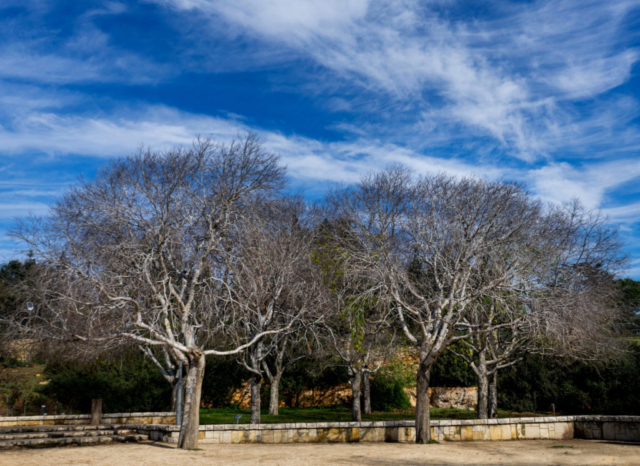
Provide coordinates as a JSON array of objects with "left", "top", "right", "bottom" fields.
[
  {"left": 171, "top": 379, "right": 179, "bottom": 413},
  {"left": 250, "top": 374, "right": 262, "bottom": 424},
  {"left": 415, "top": 352, "right": 433, "bottom": 443},
  {"left": 268, "top": 375, "right": 281, "bottom": 416},
  {"left": 476, "top": 350, "right": 489, "bottom": 419},
  {"left": 488, "top": 370, "right": 498, "bottom": 419},
  {"left": 178, "top": 354, "right": 205, "bottom": 450},
  {"left": 350, "top": 370, "right": 362, "bottom": 422},
  {"left": 363, "top": 373, "right": 371, "bottom": 415}
]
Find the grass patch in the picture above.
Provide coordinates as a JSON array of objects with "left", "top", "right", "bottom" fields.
[
  {"left": 199, "top": 406, "right": 540, "bottom": 425},
  {"left": 549, "top": 445, "right": 574, "bottom": 449}
]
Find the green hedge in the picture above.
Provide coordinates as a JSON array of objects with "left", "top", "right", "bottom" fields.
[
  {"left": 497, "top": 344, "right": 640, "bottom": 415},
  {"left": 39, "top": 354, "right": 172, "bottom": 413}
]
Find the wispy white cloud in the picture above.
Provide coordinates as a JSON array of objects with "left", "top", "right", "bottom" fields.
[
  {"left": 603, "top": 203, "right": 640, "bottom": 224},
  {"left": 0, "top": 104, "right": 506, "bottom": 184},
  {"left": 528, "top": 159, "right": 640, "bottom": 209},
  {"left": 0, "top": 100, "right": 638, "bottom": 275},
  {"left": 0, "top": 202, "right": 50, "bottom": 219},
  {"left": 150, "top": 0, "right": 640, "bottom": 161},
  {"left": 0, "top": 0, "right": 638, "bottom": 275},
  {"left": 2, "top": 102, "right": 639, "bottom": 206}
]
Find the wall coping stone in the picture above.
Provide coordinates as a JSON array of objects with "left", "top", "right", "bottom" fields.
[
  {"left": 0, "top": 412, "right": 175, "bottom": 422},
  {"left": 14, "top": 414, "right": 637, "bottom": 434},
  {"left": 129, "top": 415, "right": 640, "bottom": 434}
]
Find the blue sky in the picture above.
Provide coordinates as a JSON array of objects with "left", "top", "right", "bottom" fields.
[{"left": 0, "top": 0, "right": 639, "bottom": 278}]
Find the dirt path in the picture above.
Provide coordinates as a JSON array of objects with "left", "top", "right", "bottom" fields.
[{"left": 2, "top": 439, "right": 639, "bottom": 466}]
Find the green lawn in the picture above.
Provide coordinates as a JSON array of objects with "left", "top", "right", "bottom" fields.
[{"left": 199, "top": 406, "right": 541, "bottom": 424}]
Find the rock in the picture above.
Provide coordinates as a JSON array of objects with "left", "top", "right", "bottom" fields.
[{"left": 403, "top": 387, "right": 477, "bottom": 410}]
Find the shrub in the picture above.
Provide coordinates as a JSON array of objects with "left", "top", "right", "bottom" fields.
[
  {"left": 38, "top": 353, "right": 172, "bottom": 413},
  {"left": 370, "top": 376, "right": 411, "bottom": 411}
]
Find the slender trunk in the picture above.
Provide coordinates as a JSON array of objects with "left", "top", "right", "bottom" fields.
[
  {"left": 351, "top": 371, "right": 362, "bottom": 422},
  {"left": 268, "top": 375, "right": 281, "bottom": 416},
  {"left": 172, "top": 374, "right": 185, "bottom": 415},
  {"left": 250, "top": 374, "right": 262, "bottom": 424},
  {"left": 171, "top": 379, "right": 178, "bottom": 413},
  {"left": 415, "top": 353, "right": 432, "bottom": 443},
  {"left": 488, "top": 370, "right": 498, "bottom": 419},
  {"left": 177, "top": 354, "right": 205, "bottom": 450},
  {"left": 248, "top": 338, "right": 264, "bottom": 424},
  {"left": 476, "top": 350, "right": 488, "bottom": 419},
  {"left": 363, "top": 373, "right": 372, "bottom": 415}
]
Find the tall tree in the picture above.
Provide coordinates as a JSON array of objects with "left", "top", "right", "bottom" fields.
[
  {"left": 327, "top": 168, "right": 625, "bottom": 442},
  {"left": 314, "top": 218, "right": 397, "bottom": 421},
  {"left": 8, "top": 135, "right": 286, "bottom": 449},
  {"left": 261, "top": 330, "right": 311, "bottom": 416},
  {"left": 0, "top": 258, "right": 36, "bottom": 359},
  {"left": 226, "top": 197, "right": 326, "bottom": 424}
]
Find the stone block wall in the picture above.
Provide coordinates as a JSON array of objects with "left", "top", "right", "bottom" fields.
[
  {"left": 0, "top": 412, "right": 176, "bottom": 427},
  {"left": 229, "top": 384, "right": 477, "bottom": 411},
  {"left": 574, "top": 416, "right": 640, "bottom": 442},
  {"left": 140, "top": 416, "right": 582, "bottom": 445}
]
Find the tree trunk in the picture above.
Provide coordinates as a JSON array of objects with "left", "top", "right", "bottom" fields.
[
  {"left": 351, "top": 372, "right": 362, "bottom": 422},
  {"left": 250, "top": 374, "right": 262, "bottom": 424},
  {"left": 268, "top": 376, "right": 281, "bottom": 416},
  {"left": 363, "top": 373, "right": 372, "bottom": 415},
  {"left": 171, "top": 379, "right": 179, "bottom": 413},
  {"left": 415, "top": 354, "right": 432, "bottom": 443},
  {"left": 488, "top": 370, "right": 498, "bottom": 419},
  {"left": 177, "top": 354, "right": 205, "bottom": 450},
  {"left": 476, "top": 351, "right": 489, "bottom": 419}
]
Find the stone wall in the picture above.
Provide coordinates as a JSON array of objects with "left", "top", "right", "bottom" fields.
[
  {"left": 574, "top": 416, "right": 640, "bottom": 442},
  {"left": 404, "top": 387, "right": 477, "bottom": 410},
  {"left": 139, "top": 416, "right": 584, "bottom": 444},
  {"left": 229, "top": 384, "right": 477, "bottom": 411},
  {"left": 0, "top": 412, "right": 176, "bottom": 427},
  {"left": 229, "top": 383, "right": 354, "bottom": 409}
]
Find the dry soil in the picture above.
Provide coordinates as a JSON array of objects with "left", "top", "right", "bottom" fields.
[{"left": 1, "top": 439, "right": 639, "bottom": 466}]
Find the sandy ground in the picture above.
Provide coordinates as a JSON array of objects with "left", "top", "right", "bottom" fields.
[{"left": 1, "top": 439, "right": 639, "bottom": 466}]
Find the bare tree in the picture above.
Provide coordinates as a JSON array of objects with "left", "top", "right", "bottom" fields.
[
  {"left": 226, "top": 197, "right": 327, "bottom": 424},
  {"left": 326, "top": 316, "right": 396, "bottom": 421},
  {"left": 313, "top": 218, "right": 398, "bottom": 421},
  {"left": 451, "top": 293, "right": 534, "bottom": 419},
  {"left": 455, "top": 284, "right": 623, "bottom": 419},
  {"left": 261, "top": 330, "right": 311, "bottom": 416},
  {"left": 448, "top": 199, "right": 626, "bottom": 419},
  {"left": 326, "top": 168, "right": 623, "bottom": 442},
  {"left": 8, "top": 134, "right": 287, "bottom": 449}
]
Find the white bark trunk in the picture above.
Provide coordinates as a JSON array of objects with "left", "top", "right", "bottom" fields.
[{"left": 177, "top": 354, "right": 205, "bottom": 450}]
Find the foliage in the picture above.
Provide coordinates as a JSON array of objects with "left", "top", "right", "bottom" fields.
[
  {"left": 38, "top": 353, "right": 172, "bottom": 413},
  {"left": 279, "top": 358, "right": 350, "bottom": 408},
  {"left": 200, "top": 356, "right": 250, "bottom": 409},
  {"left": 0, "top": 259, "right": 37, "bottom": 358},
  {"left": 0, "top": 258, "right": 35, "bottom": 315},
  {"left": 368, "top": 355, "right": 413, "bottom": 411},
  {"left": 369, "top": 377, "right": 411, "bottom": 412},
  {"left": 430, "top": 344, "right": 477, "bottom": 387},
  {"left": 498, "top": 344, "right": 640, "bottom": 415},
  {"left": 617, "top": 278, "right": 640, "bottom": 334},
  {"left": 0, "top": 363, "right": 50, "bottom": 416}
]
